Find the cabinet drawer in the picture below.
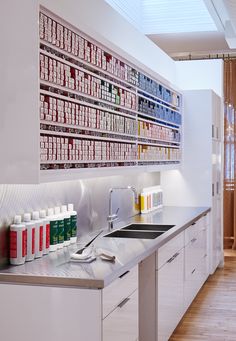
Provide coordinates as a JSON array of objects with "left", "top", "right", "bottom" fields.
[
  {"left": 102, "top": 266, "right": 138, "bottom": 319},
  {"left": 156, "top": 231, "right": 184, "bottom": 270},
  {"left": 103, "top": 289, "right": 138, "bottom": 341},
  {"left": 185, "top": 217, "right": 208, "bottom": 245},
  {"left": 184, "top": 254, "right": 208, "bottom": 310}
]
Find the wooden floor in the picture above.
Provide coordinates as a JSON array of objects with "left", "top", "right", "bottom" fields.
[{"left": 170, "top": 252, "right": 236, "bottom": 341}]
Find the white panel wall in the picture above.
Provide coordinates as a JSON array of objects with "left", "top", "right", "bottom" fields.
[
  {"left": 0, "top": 0, "right": 39, "bottom": 183},
  {"left": 39, "top": 0, "right": 176, "bottom": 86},
  {"left": 175, "top": 59, "right": 224, "bottom": 97}
]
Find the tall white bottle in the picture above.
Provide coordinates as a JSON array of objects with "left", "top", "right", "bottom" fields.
[
  {"left": 47, "top": 208, "right": 58, "bottom": 252},
  {"left": 9, "top": 215, "right": 27, "bottom": 265},
  {"left": 32, "top": 211, "right": 43, "bottom": 258},
  {"left": 68, "top": 203, "right": 77, "bottom": 244},
  {"left": 61, "top": 205, "right": 71, "bottom": 246},
  {"left": 23, "top": 213, "right": 36, "bottom": 262},
  {"left": 39, "top": 210, "right": 50, "bottom": 255}
]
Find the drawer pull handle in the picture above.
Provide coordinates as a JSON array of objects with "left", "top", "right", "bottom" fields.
[
  {"left": 204, "top": 254, "right": 207, "bottom": 258},
  {"left": 191, "top": 237, "right": 197, "bottom": 243},
  {"left": 119, "top": 270, "right": 130, "bottom": 279},
  {"left": 118, "top": 297, "right": 130, "bottom": 308},
  {"left": 201, "top": 228, "right": 206, "bottom": 231},
  {"left": 167, "top": 252, "right": 180, "bottom": 263},
  {"left": 191, "top": 269, "right": 196, "bottom": 274}
]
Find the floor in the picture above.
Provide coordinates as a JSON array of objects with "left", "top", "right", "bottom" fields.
[{"left": 170, "top": 251, "right": 236, "bottom": 341}]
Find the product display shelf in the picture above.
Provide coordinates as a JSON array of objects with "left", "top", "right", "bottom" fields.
[
  {"left": 40, "top": 89, "right": 137, "bottom": 120},
  {"left": 40, "top": 48, "right": 137, "bottom": 96},
  {"left": 137, "top": 141, "right": 180, "bottom": 148},
  {"left": 40, "top": 81, "right": 138, "bottom": 114},
  {"left": 137, "top": 88, "right": 180, "bottom": 110},
  {"left": 137, "top": 112, "right": 181, "bottom": 129},
  {"left": 40, "top": 9, "right": 139, "bottom": 87},
  {"left": 39, "top": 8, "right": 182, "bottom": 176},
  {"left": 40, "top": 129, "right": 137, "bottom": 144},
  {"left": 40, "top": 121, "right": 137, "bottom": 140},
  {"left": 40, "top": 40, "right": 137, "bottom": 92}
]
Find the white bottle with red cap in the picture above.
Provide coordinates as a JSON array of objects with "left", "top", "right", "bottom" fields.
[
  {"left": 32, "top": 211, "right": 43, "bottom": 258},
  {"left": 39, "top": 210, "right": 50, "bottom": 255},
  {"left": 23, "top": 213, "right": 36, "bottom": 262},
  {"left": 9, "top": 215, "right": 27, "bottom": 265}
]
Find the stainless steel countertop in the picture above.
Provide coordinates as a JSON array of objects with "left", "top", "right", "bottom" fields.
[{"left": 0, "top": 206, "right": 210, "bottom": 289}]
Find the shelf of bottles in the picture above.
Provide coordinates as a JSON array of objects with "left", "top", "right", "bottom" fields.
[{"left": 39, "top": 8, "right": 182, "bottom": 171}]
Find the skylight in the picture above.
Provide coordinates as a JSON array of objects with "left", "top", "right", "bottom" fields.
[
  {"left": 142, "top": 0, "right": 217, "bottom": 34},
  {"left": 105, "top": 0, "right": 217, "bottom": 34}
]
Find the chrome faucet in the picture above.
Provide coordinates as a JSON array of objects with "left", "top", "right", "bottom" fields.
[{"left": 107, "top": 186, "right": 139, "bottom": 231}]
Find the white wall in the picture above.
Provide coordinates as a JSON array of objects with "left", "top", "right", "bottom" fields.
[
  {"left": 39, "top": 0, "right": 176, "bottom": 87},
  {"left": 175, "top": 59, "right": 224, "bottom": 97}
]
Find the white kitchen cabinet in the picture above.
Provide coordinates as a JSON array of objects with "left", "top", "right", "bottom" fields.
[
  {"left": 156, "top": 232, "right": 184, "bottom": 341},
  {"left": 184, "top": 215, "right": 209, "bottom": 311},
  {"left": 102, "top": 265, "right": 138, "bottom": 341},
  {"left": 103, "top": 289, "right": 138, "bottom": 341},
  {"left": 161, "top": 89, "right": 223, "bottom": 274}
]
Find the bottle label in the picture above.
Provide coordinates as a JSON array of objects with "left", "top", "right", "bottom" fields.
[
  {"left": 46, "top": 223, "right": 50, "bottom": 249},
  {"left": 10, "top": 231, "right": 17, "bottom": 258},
  {"left": 32, "top": 228, "right": 35, "bottom": 254},
  {"left": 50, "top": 220, "right": 58, "bottom": 245},
  {"left": 22, "top": 230, "right": 27, "bottom": 257},
  {"left": 39, "top": 225, "right": 43, "bottom": 252},
  {"left": 64, "top": 218, "right": 71, "bottom": 241},
  {"left": 71, "top": 215, "right": 77, "bottom": 238},
  {"left": 58, "top": 219, "right": 64, "bottom": 244}
]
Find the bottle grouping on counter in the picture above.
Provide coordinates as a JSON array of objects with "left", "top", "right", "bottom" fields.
[{"left": 9, "top": 204, "right": 78, "bottom": 265}]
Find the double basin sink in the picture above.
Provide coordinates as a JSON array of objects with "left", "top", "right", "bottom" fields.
[{"left": 104, "top": 223, "right": 175, "bottom": 239}]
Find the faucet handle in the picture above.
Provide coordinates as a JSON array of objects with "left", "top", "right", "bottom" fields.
[{"left": 107, "top": 211, "right": 119, "bottom": 222}]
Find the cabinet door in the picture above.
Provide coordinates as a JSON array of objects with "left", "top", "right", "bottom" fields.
[
  {"left": 103, "top": 289, "right": 138, "bottom": 341},
  {"left": 157, "top": 248, "right": 184, "bottom": 341}
]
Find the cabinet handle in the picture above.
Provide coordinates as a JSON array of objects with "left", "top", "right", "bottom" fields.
[
  {"left": 201, "top": 228, "right": 206, "bottom": 231},
  {"left": 191, "top": 269, "right": 196, "bottom": 274},
  {"left": 191, "top": 237, "right": 197, "bottom": 243},
  {"left": 167, "top": 252, "right": 180, "bottom": 263},
  {"left": 119, "top": 270, "right": 130, "bottom": 279},
  {"left": 217, "top": 181, "right": 219, "bottom": 195},
  {"left": 117, "top": 297, "right": 130, "bottom": 308},
  {"left": 204, "top": 254, "right": 207, "bottom": 258},
  {"left": 212, "top": 125, "right": 214, "bottom": 138},
  {"left": 212, "top": 183, "right": 214, "bottom": 197}
]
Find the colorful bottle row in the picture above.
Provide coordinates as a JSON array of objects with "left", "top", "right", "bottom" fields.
[
  {"left": 9, "top": 204, "right": 77, "bottom": 265},
  {"left": 140, "top": 186, "right": 163, "bottom": 214}
]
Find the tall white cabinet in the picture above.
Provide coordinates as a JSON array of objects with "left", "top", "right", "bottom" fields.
[{"left": 161, "top": 89, "right": 223, "bottom": 274}]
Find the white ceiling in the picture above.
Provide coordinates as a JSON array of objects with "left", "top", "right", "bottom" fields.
[{"left": 105, "top": 0, "right": 236, "bottom": 59}]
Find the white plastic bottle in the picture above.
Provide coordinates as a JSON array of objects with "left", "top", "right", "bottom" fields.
[
  {"left": 23, "top": 213, "right": 36, "bottom": 262},
  {"left": 32, "top": 211, "right": 43, "bottom": 258},
  {"left": 68, "top": 203, "right": 77, "bottom": 243},
  {"left": 39, "top": 210, "right": 50, "bottom": 255},
  {"left": 9, "top": 215, "right": 27, "bottom": 265},
  {"left": 54, "top": 206, "right": 64, "bottom": 249},
  {"left": 47, "top": 208, "right": 58, "bottom": 252},
  {"left": 61, "top": 205, "right": 71, "bottom": 246}
]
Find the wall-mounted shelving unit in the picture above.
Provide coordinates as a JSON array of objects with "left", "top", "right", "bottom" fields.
[{"left": 39, "top": 8, "right": 182, "bottom": 174}]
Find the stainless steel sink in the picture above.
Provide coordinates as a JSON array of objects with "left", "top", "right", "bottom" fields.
[
  {"left": 121, "top": 224, "right": 175, "bottom": 232},
  {"left": 104, "top": 230, "right": 164, "bottom": 239}
]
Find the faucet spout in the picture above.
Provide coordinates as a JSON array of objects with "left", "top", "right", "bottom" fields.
[{"left": 107, "top": 186, "right": 138, "bottom": 231}]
